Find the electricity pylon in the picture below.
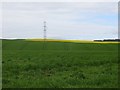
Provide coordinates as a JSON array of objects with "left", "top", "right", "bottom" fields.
[{"left": 43, "top": 21, "right": 47, "bottom": 50}]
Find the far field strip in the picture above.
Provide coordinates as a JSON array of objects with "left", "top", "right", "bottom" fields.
[{"left": 25, "top": 39, "right": 120, "bottom": 44}]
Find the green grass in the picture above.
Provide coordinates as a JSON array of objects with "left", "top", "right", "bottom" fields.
[
  {"left": 0, "top": 40, "right": 2, "bottom": 89},
  {"left": 2, "top": 39, "right": 118, "bottom": 88}
]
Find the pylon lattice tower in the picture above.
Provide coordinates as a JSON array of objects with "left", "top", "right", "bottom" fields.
[
  {"left": 44, "top": 21, "right": 47, "bottom": 41},
  {"left": 43, "top": 21, "right": 47, "bottom": 50}
]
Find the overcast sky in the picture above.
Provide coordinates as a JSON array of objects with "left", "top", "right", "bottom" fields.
[{"left": 1, "top": 2, "right": 118, "bottom": 40}]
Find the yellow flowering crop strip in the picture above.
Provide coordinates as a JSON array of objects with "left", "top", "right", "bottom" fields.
[{"left": 25, "top": 39, "right": 120, "bottom": 44}]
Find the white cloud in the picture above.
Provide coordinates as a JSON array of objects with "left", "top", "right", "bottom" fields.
[
  {"left": 2, "top": 2, "right": 118, "bottom": 40},
  {"left": 1, "top": 0, "right": 119, "bottom": 2},
  {"left": 0, "top": 2, "right": 2, "bottom": 38}
]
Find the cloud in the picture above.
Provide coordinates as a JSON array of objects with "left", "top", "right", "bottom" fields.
[
  {"left": 0, "top": 2, "right": 2, "bottom": 38},
  {"left": 2, "top": 2, "right": 118, "bottom": 40},
  {"left": 1, "top": 0, "right": 119, "bottom": 2}
]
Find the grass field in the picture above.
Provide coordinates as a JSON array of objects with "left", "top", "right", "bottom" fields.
[{"left": 2, "top": 39, "right": 119, "bottom": 88}]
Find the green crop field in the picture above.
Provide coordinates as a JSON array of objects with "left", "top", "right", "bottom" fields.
[{"left": 2, "top": 39, "right": 119, "bottom": 88}]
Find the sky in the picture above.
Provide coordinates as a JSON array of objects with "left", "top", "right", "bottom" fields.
[{"left": 1, "top": 2, "right": 118, "bottom": 40}]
